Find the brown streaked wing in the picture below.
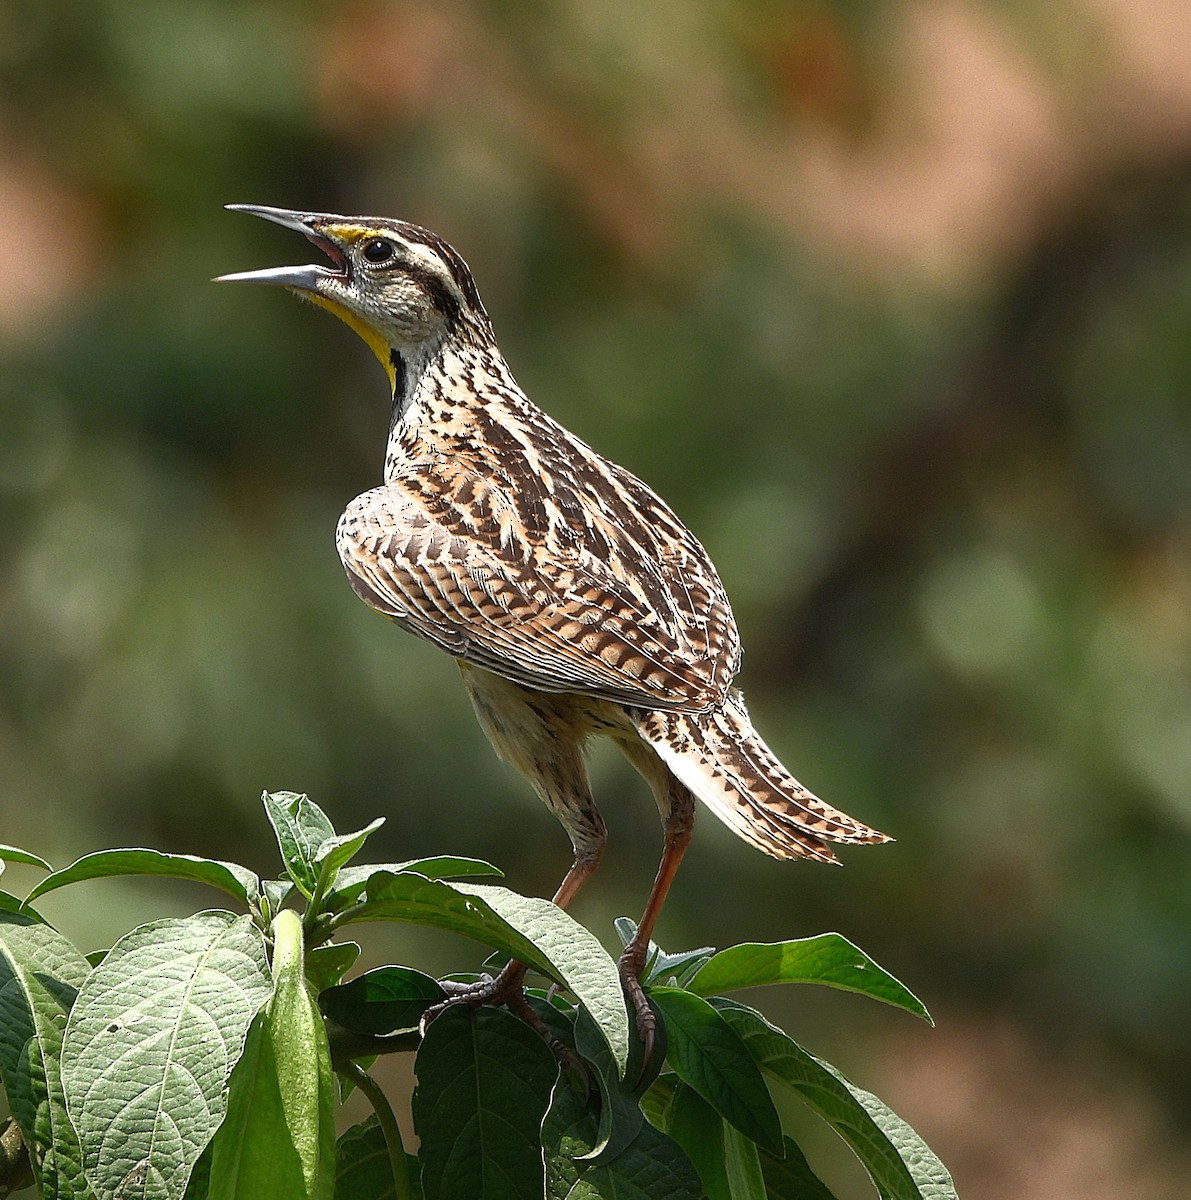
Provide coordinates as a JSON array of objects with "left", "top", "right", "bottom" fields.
[{"left": 336, "top": 480, "right": 734, "bottom": 711}]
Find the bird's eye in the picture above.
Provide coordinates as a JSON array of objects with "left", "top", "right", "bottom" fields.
[{"left": 361, "top": 237, "right": 396, "bottom": 265}]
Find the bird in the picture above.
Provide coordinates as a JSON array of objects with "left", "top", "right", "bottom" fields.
[{"left": 217, "top": 204, "right": 890, "bottom": 1050}]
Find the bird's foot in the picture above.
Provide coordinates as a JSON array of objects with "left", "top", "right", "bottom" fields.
[
  {"left": 420, "top": 959, "right": 529, "bottom": 1035},
  {"left": 421, "top": 961, "right": 585, "bottom": 1078},
  {"left": 618, "top": 939, "right": 658, "bottom": 1073}
]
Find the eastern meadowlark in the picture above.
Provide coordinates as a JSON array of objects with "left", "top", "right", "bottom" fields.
[{"left": 218, "top": 205, "right": 889, "bottom": 1050}]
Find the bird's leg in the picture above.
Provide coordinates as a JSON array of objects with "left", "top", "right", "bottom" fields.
[
  {"left": 427, "top": 667, "right": 609, "bottom": 1062},
  {"left": 421, "top": 842, "right": 603, "bottom": 1070},
  {"left": 550, "top": 843, "right": 604, "bottom": 908},
  {"left": 620, "top": 786, "right": 694, "bottom": 1062},
  {"left": 614, "top": 738, "right": 697, "bottom": 1065}
]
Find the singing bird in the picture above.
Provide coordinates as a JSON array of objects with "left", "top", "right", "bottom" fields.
[{"left": 218, "top": 205, "right": 889, "bottom": 1046}]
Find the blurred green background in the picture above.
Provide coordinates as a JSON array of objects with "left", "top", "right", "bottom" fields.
[{"left": 2, "top": 0, "right": 1190, "bottom": 1195}]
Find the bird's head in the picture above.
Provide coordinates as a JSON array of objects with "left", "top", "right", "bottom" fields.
[{"left": 216, "top": 204, "right": 489, "bottom": 390}]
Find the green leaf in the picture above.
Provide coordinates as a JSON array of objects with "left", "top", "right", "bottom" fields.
[
  {"left": 263, "top": 791, "right": 335, "bottom": 897},
  {"left": 325, "top": 858, "right": 502, "bottom": 910},
  {"left": 721, "top": 1120, "right": 767, "bottom": 1200},
  {"left": 400, "top": 855, "right": 502, "bottom": 879},
  {"left": 567, "top": 1120, "right": 702, "bottom": 1200},
  {"left": 208, "top": 910, "right": 336, "bottom": 1200},
  {"left": 614, "top": 920, "right": 716, "bottom": 990},
  {"left": 314, "top": 819, "right": 385, "bottom": 876},
  {"left": 666, "top": 1081, "right": 768, "bottom": 1200},
  {"left": 758, "top": 1137, "right": 839, "bottom": 1200},
  {"left": 261, "top": 879, "right": 295, "bottom": 917},
  {"left": 687, "top": 936, "right": 931, "bottom": 1023},
  {"left": 62, "top": 910, "right": 273, "bottom": 1200},
  {"left": 181, "top": 1145, "right": 213, "bottom": 1200},
  {"left": 648, "top": 987, "right": 783, "bottom": 1155},
  {"left": 573, "top": 1006, "right": 642, "bottom": 1163},
  {"left": 0, "top": 910, "right": 92, "bottom": 1199},
  {"left": 711, "top": 999, "right": 958, "bottom": 1200},
  {"left": 0, "top": 845, "right": 52, "bottom": 872},
  {"left": 306, "top": 942, "right": 362, "bottom": 993},
  {"left": 639, "top": 1073, "right": 680, "bottom": 1133},
  {"left": 543, "top": 1074, "right": 597, "bottom": 1200},
  {"left": 25, "top": 849, "right": 261, "bottom": 910},
  {"left": 544, "top": 1073, "right": 702, "bottom": 1200},
  {"left": 666, "top": 1083, "right": 731, "bottom": 1200},
  {"left": 320, "top": 966, "right": 445, "bottom": 1036},
  {"left": 646, "top": 946, "right": 717, "bottom": 989},
  {"left": 334, "top": 1117, "right": 421, "bottom": 1200},
  {"left": 412, "top": 1005, "right": 557, "bottom": 1200},
  {"left": 342, "top": 873, "right": 628, "bottom": 1075}
]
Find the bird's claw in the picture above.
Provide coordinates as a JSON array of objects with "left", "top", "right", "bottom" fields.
[
  {"left": 419, "top": 965, "right": 526, "bottom": 1037},
  {"left": 618, "top": 941, "right": 660, "bottom": 1084},
  {"left": 419, "top": 963, "right": 586, "bottom": 1079}
]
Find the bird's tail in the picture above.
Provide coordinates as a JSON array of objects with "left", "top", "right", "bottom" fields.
[{"left": 634, "top": 692, "right": 891, "bottom": 863}]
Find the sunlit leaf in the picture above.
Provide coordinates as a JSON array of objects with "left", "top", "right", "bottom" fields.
[
  {"left": 62, "top": 911, "right": 273, "bottom": 1200},
  {"left": 687, "top": 936, "right": 930, "bottom": 1023},
  {"left": 711, "top": 999, "right": 958, "bottom": 1200},
  {"left": 263, "top": 791, "right": 335, "bottom": 897},
  {"left": 0, "top": 845, "right": 52, "bottom": 872},
  {"left": 648, "top": 988, "right": 782, "bottom": 1155},
  {"left": 0, "top": 910, "right": 91, "bottom": 1199},
  {"left": 325, "top": 858, "right": 502, "bottom": 910},
  {"left": 208, "top": 911, "right": 336, "bottom": 1200},
  {"left": 25, "top": 849, "right": 260, "bottom": 909},
  {"left": 314, "top": 819, "right": 386, "bottom": 876},
  {"left": 342, "top": 873, "right": 628, "bottom": 1074}
]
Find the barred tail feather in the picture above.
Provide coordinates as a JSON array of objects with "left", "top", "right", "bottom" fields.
[{"left": 635, "top": 692, "right": 891, "bottom": 863}]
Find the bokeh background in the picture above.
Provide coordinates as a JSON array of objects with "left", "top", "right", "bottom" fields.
[{"left": 3, "top": 0, "right": 1191, "bottom": 1195}]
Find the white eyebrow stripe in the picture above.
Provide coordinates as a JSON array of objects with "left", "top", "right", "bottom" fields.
[{"left": 404, "top": 240, "right": 449, "bottom": 275}]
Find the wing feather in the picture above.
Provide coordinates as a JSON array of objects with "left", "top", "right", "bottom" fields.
[{"left": 336, "top": 470, "right": 739, "bottom": 712}]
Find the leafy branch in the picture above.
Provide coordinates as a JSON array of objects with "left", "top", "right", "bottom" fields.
[{"left": 0, "top": 790, "right": 957, "bottom": 1199}]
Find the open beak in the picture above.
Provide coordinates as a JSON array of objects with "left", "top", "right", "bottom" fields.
[{"left": 214, "top": 204, "right": 348, "bottom": 289}]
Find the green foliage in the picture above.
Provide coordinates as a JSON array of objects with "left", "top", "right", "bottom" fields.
[
  {"left": 61, "top": 912, "right": 273, "bottom": 1200},
  {"left": 413, "top": 1007, "right": 558, "bottom": 1200},
  {"left": 4, "top": 13, "right": 1190, "bottom": 1164},
  {"left": 334, "top": 1117, "right": 418, "bottom": 1200},
  {"left": 207, "top": 911, "right": 336, "bottom": 1200},
  {"left": 685, "top": 937, "right": 930, "bottom": 1022},
  {"left": 647, "top": 989, "right": 783, "bottom": 1156},
  {"left": 0, "top": 914, "right": 91, "bottom": 1200},
  {"left": 26, "top": 851, "right": 262, "bottom": 911},
  {"left": 0, "top": 793, "right": 957, "bottom": 1199}
]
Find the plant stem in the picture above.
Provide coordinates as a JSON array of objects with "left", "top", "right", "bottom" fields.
[
  {"left": 318, "top": 901, "right": 372, "bottom": 939},
  {"left": 303, "top": 861, "right": 335, "bottom": 939},
  {"left": 339, "top": 1061, "right": 416, "bottom": 1200}
]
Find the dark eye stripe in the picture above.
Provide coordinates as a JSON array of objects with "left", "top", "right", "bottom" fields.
[
  {"left": 401, "top": 264, "right": 462, "bottom": 326},
  {"left": 391, "top": 222, "right": 485, "bottom": 313}
]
